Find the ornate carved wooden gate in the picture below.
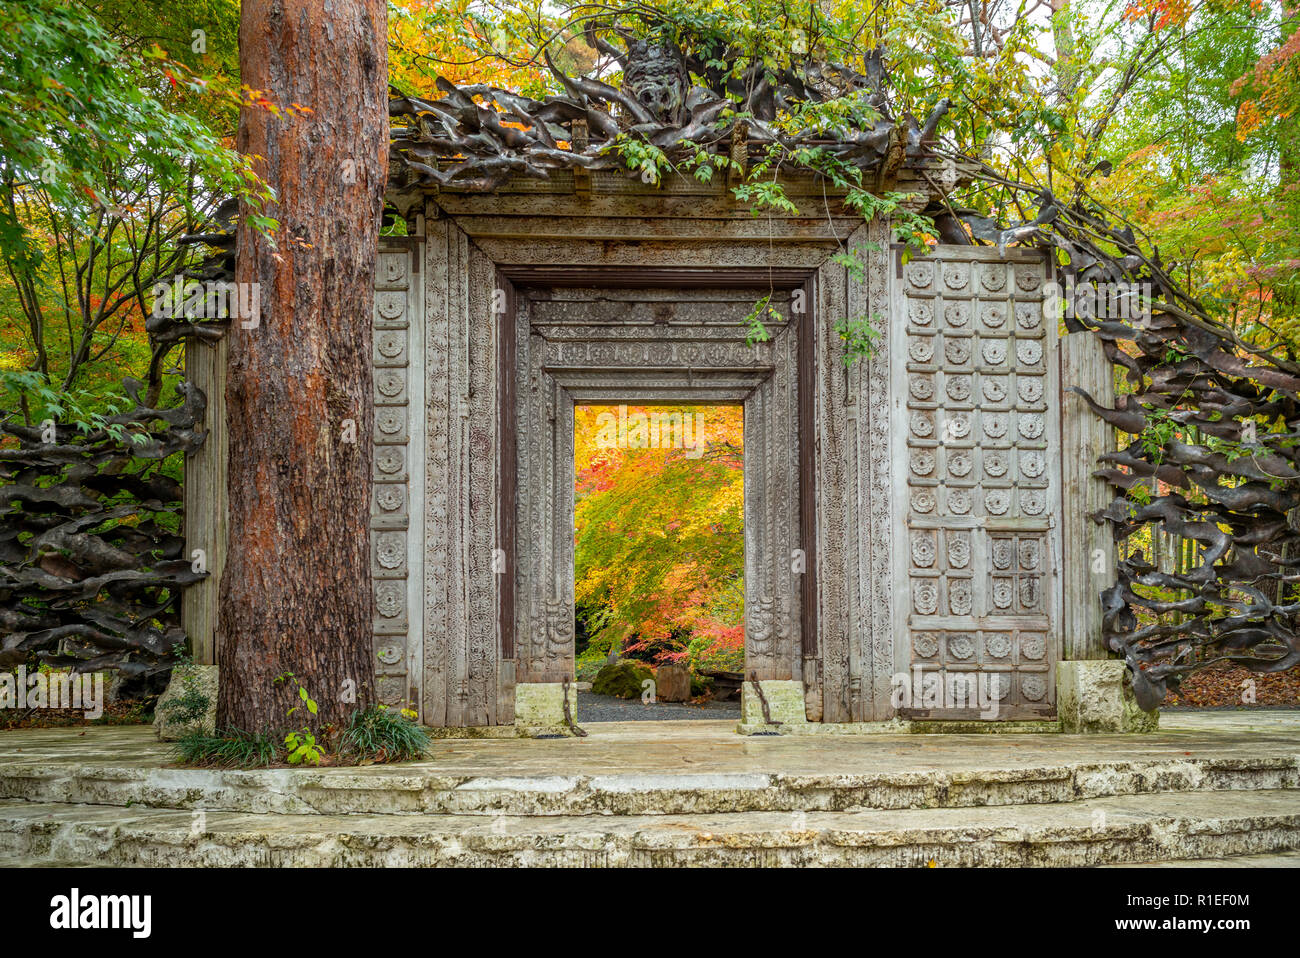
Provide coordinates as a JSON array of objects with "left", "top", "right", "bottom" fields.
[
  {"left": 890, "top": 247, "right": 1062, "bottom": 719},
  {"left": 353, "top": 183, "right": 1083, "bottom": 729},
  {"left": 504, "top": 275, "right": 806, "bottom": 688}
]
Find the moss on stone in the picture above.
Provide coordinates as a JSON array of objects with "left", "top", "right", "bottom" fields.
[{"left": 592, "top": 660, "right": 654, "bottom": 699}]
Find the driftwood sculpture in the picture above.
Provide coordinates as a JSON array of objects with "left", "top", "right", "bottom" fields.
[
  {"left": 0, "top": 377, "right": 208, "bottom": 680},
  {"left": 388, "top": 33, "right": 947, "bottom": 196}
]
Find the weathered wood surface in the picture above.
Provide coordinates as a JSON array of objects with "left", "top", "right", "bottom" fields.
[
  {"left": 1060, "top": 331, "right": 1116, "bottom": 660},
  {"left": 372, "top": 239, "right": 421, "bottom": 711},
  {"left": 0, "top": 380, "right": 205, "bottom": 678},
  {"left": 889, "top": 246, "right": 1063, "bottom": 720},
  {"left": 809, "top": 220, "right": 898, "bottom": 722},
  {"left": 471, "top": 238, "right": 842, "bottom": 270},
  {"left": 182, "top": 336, "right": 228, "bottom": 666},
  {"left": 510, "top": 280, "right": 805, "bottom": 688},
  {"left": 447, "top": 214, "right": 866, "bottom": 243}
]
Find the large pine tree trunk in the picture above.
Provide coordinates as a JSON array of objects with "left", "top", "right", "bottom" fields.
[{"left": 217, "top": 0, "right": 387, "bottom": 731}]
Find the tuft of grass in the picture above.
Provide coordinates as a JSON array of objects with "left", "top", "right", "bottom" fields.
[
  {"left": 339, "top": 704, "right": 430, "bottom": 763},
  {"left": 172, "top": 728, "right": 278, "bottom": 769}
]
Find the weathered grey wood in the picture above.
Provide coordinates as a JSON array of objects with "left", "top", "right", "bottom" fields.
[
  {"left": 182, "top": 336, "right": 228, "bottom": 666},
  {"left": 417, "top": 212, "right": 503, "bottom": 726},
  {"left": 1060, "top": 330, "right": 1116, "bottom": 660},
  {"left": 890, "top": 246, "right": 1063, "bottom": 720},
  {"left": 447, "top": 214, "right": 864, "bottom": 243},
  {"left": 406, "top": 181, "right": 1079, "bottom": 726},
  {"left": 372, "top": 238, "right": 419, "bottom": 711},
  {"left": 814, "top": 243, "right": 851, "bottom": 722},
  {"left": 435, "top": 193, "right": 860, "bottom": 221},
  {"left": 471, "top": 239, "right": 841, "bottom": 269},
  {"left": 466, "top": 246, "right": 500, "bottom": 726},
  {"left": 859, "top": 220, "right": 897, "bottom": 721},
  {"left": 511, "top": 284, "right": 805, "bottom": 689}
]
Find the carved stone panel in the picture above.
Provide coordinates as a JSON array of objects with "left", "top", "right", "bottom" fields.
[{"left": 893, "top": 247, "right": 1060, "bottom": 720}]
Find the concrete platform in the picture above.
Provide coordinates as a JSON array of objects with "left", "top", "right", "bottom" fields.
[{"left": 0, "top": 712, "right": 1296, "bottom": 866}]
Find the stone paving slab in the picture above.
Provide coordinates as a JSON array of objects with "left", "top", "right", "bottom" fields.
[
  {"left": 1, "top": 789, "right": 1297, "bottom": 867},
  {"left": 0, "top": 713, "right": 1297, "bottom": 819},
  {"left": 1, "top": 710, "right": 1297, "bottom": 779}
]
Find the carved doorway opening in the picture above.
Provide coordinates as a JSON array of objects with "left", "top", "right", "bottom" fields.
[
  {"left": 500, "top": 270, "right": 814, "bottom": 701},
  {"left": 571, "top": 403, "right": 744, "bottom": 709}
]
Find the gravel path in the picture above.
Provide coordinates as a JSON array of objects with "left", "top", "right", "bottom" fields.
[{"left": 577, "top": 690, "right": 740, "bottom": 722}]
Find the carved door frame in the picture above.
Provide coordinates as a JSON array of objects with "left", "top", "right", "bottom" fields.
[
  {"left": 497, "top": 267, "right": 817, "bottom": 691},
  {"left": 388, "top": 207, "right": 903, "bottom": 728}
]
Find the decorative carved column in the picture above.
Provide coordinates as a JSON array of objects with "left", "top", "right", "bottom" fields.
[
  {"left": 371, "top": 239, "right": 420, "bottom": 710},
  {"left": 423, "top": 206, "right": 501, "bottom": 727}
]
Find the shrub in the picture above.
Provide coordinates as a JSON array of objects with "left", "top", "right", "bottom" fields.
[
  {"left": 339, "top": 704, "right": 430, "bottom": 763},
  {"left": 172, "top": 728, "right": 277, "bottom": 769}
]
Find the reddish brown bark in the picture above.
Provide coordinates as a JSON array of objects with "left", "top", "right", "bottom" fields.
[{"left": 217, "top": 0, "right": 386, "bottom": 730}]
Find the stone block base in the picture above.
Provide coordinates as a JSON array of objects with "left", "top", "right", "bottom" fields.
[
  {"left": 514, "top": 682, "right": 579, "bottom": 729},
  {"left": 153, "top": 665, "right": 218, "bottom": 741},
  {"left": 738, "top": 680, "right": 807, "bottom": 734},
  {"left": 1057, "top": 660, "right": 1158, "bottom": 734}
]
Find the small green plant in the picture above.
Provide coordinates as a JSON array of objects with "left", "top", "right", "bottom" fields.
[
  {"left": 340, "top": 704, "right": 430, "bottom": 763},
  {"left": 678, "top": 140, "right": 737, "bottom": 184},
  {"left": 835, "top": 313, "right": 883, "bottom": 366},
  {"left": 831, "top": 245, "right": 873, "bottom": 284},
  {"left": 611, "top": 133, "right": 671, "bottom": 186},
  {"left": 743, "top": 295, "right": 783, "bottom": 346},
  {"left": 172, "top": 728, "right": 278, "bottom": 769},
  {"left": 274, "top": 671, "right": 324, "bottom": 766},
  {"left": 1127, "top": 480, "right": 1153, "bottom": 507},
  {"left": 1138, "top": 406, "right": 1181, "bottom": 465},
  {"left": 156, "top": 643, "right": 212, "bottom": 728}
]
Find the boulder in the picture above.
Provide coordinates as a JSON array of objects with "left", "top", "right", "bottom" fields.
[
  {"left": 591, "top": 660, "right": 654, "bottom": 699},
  {"left": 153, "top": 664, "right": 218, "bottom": 741}
]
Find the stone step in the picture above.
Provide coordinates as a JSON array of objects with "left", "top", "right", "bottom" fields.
[
  {"left": 2, "top": 790, "right": 1297, "bottom": 867},
  {"left": 1, "top": 754, "right": 1296, "bottom": 818},
  {"left": 1102, "top": 849, "right": 1300, "bottom": 868}
]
